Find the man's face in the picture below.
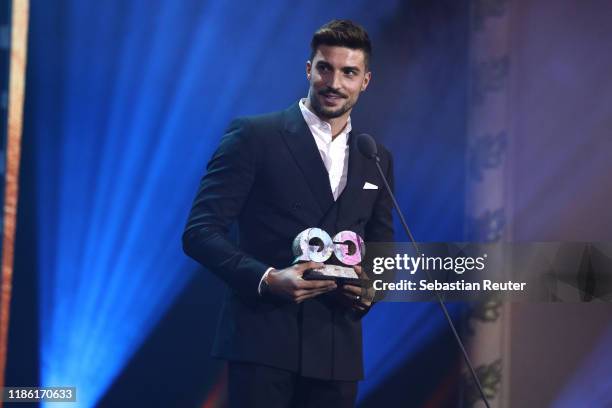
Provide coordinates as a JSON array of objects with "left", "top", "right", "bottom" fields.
[{"left": 306, "top": 45, "right": 371, "bottom": 120}]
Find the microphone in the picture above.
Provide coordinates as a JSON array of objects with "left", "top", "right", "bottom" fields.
[
  {"left": 357, "top": 132, "right": 378, "bottom": 160},
  {"left": 357, "top": 133, "right": 491, "bottom": 408}
]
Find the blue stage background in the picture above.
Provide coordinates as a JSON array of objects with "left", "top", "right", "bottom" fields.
[{"left": 8, "top": 1, "right": 470, "bottom": 406}]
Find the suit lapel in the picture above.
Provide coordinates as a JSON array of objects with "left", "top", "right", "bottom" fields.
[
  {"left": 338, "top": 131, "right": 367, "bottom": 210},
  {"left": 281, "top": 103, "right": 335, "bottom": 216},
  {"left": 335, "top": 130, "right": 366, "bottom": 229}
]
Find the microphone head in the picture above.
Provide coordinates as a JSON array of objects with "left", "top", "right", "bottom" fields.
[{"left": 357, "top": 133, "right": 378, "bottom": 159}]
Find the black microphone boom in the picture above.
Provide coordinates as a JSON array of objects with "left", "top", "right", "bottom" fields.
[{"left": 356, "top": 133, "right": 491, "bottom": 408}]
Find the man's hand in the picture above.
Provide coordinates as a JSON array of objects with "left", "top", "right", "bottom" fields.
[
  {"left": 338, "top": 265, "right": 375, "bottom": 312},
  {"left": 265, "top": 261, "right": 337, "bottom": 303}
]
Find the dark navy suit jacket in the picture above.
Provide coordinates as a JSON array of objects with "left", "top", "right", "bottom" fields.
[{"left": 183, "top": 102, "right": 394, "bottom": 380}]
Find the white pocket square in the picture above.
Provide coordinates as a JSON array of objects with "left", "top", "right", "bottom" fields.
[{"left": 363, "top": 182, "right": 378, "bottom": 190}]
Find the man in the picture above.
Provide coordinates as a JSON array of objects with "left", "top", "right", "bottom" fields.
[{"left": 183, "top": 19, "right": 394, "bottom": 408}]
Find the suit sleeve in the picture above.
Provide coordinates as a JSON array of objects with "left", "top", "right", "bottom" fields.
[{"left": 182, "top": 118, "right": 269, "bottom": 297}]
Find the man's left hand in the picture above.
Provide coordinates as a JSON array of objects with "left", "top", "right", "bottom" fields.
[{"left": 339, "top": 265, "right": 375, "bottom": 312}]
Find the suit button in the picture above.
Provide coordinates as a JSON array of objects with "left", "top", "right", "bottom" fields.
[{"left": 292, "top": 202, "right": 302, "bottom": 211}]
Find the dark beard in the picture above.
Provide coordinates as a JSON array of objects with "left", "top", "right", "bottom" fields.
[{"left": 309, "top": 92, "right": 354, "bottom": 119}]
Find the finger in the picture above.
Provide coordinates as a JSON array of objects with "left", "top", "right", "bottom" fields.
[
  {"left": 297, "top": 279, "right": 337, "bottom": 290},
  {"left": 353, "top": 265, "right": 370, "bottom": 281},
  {"left": 341, "top": 285, "right": 361, "bottom": 296},
  {"left": 340, "top": 290, "right": 361, "bottom": 301},
  {"left": 295, "top": 284, "right": 337, "bottom": 298},
  {"left": 353, "top": 304, "right": 367, "bottom": 311}
]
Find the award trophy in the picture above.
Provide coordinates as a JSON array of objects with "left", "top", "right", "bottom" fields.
[{"left": 292, "top": 228, "right": 367, "bottom": 286}]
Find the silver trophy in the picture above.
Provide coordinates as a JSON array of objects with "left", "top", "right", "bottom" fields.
[{"left": 292, "top": 228, "right": 366, "bottom": 285}]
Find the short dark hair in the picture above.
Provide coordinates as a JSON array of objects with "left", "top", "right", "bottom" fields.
[{"left": 310, "top": 19, "right": 372, "bottom": 70}]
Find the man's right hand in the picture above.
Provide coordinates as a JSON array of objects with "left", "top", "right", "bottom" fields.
[{"left": 264, "top": 261, "right": 337, "bottom": 303}]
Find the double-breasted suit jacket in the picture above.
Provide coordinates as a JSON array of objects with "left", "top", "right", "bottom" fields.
[{"left": 183, "top": 102, "right": 394, "bottom": 380}]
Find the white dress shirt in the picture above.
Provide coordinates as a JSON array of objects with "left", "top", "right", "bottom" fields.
[
  {"left": 258, "top": 99, "right": 352, "bottom": 294},
  {"left": 298, "top": 98, "right": 351, "bottom": 201}
]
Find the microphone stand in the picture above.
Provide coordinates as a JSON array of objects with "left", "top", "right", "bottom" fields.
[{"left": 371, "top": 154, "right": 491, "bottom": 408}]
